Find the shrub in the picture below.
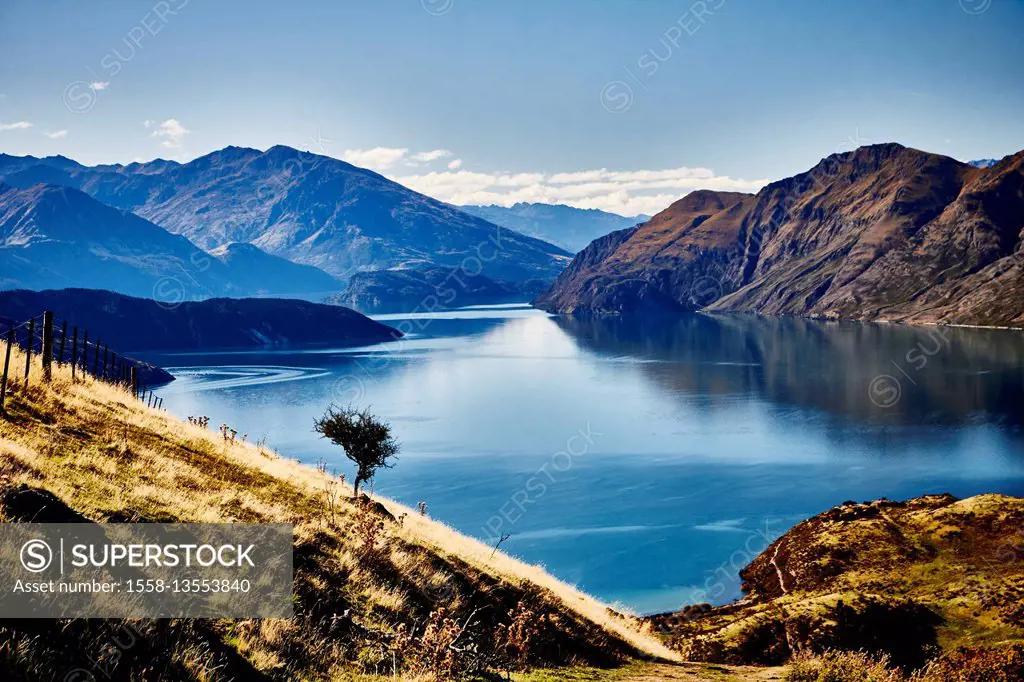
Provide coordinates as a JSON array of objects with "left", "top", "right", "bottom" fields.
[
  {"left": 914, "top": 644, "right": 1024, "bottom": 682},
  {"left": 785, "top": 650, "right": 905, "bottom": 682},
  {"left": 352, "top": 500, "right": 387, "bottom": 564}
]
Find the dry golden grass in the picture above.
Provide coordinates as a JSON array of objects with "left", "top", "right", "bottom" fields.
[{"left": 0, "top": 343, "right": 679, "bottom": 678}]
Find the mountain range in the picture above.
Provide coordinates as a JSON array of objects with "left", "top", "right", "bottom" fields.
[
  {"left": 537, "top": 145, "right": 1024, "bottom": 327},
  {"left": 460, "top": 202, "right": 648, "bottom": 253},
  {"left": 0, "top": 147, "right": 571, "bottom": 287},
  {"left": 0, "top": 182, "right": 342, "bottom": 300}
]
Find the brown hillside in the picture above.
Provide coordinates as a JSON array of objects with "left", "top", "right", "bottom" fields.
[
  {"left": 536, "top": 144, "right": 1024, "bottom": 326},
  {"left": 647, "top": 493, "right": 1024, "bottom": 668}
]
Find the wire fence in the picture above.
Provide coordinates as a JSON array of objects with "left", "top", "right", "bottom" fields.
[{"left": 0, "top": 310, "right": 167, "bottom": 417}]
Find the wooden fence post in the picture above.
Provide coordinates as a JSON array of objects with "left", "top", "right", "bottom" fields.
[
  {"left": 110, "top": 353, "right": 117, "bottom": 384},
  {"left": 102, "top": 346, "right": 108, "bottom": 380},
  {"left": 0, "top": 329, "right": 13, "bottom": 416},
  {"left": 41, "top": 311, "right": 54, "bottom": 383},
  {"left": 92, "top": 340, "right": 100, "bottom": 376},
  {"left": 71, "top": 327, "right": 78, "bottom": 380},
  {"left": 81, "top": 331, "right": 89, "bottom": 376},
  {"left": 24, "top": 318, "right": 34, "bottom": 381},
  {"left": 58, "top": 321, "right": 67, "bottom": 364},
  {"left": 130, "top": 367, "right": 138, "bottom": 399}
]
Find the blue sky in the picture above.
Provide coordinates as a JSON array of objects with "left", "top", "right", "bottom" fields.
[{"left": 0, "top": 0, "right": 1022, "bottom": 215}]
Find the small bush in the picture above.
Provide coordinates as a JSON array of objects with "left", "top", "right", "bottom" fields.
[
  {"left": 352, "top": 501, "right": 387, "bottom": 564},
  {"left": 494, "top": 601, "right": 544, "bottom": 670},
  {"left": 785, "top": 650, "right": 905, "bottom": 682},
  {"left": 914, "top": 644, "right": 1024, "bottom": 682}
]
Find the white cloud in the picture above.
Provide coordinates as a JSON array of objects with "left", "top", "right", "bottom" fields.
[
  {"left": 391, "top": 164, "right": 767, "bottom": 216},
  {"left": 409, "top": 148, "right": 452, "bottom": 164},
  {"left": 341, "top": 147, "right": 409, "bottom": 171},
  {"left": 44, "top": 129, "right": 68, "bottom": 139},
  {"left": 0, "top": 121, "right": 33, "bottom": 132},
  {"left": 340, "top": 147, "right": 458, "bottom": 171},
  {"left": 91, "top": 81, "right": 109, "bottom": 91},
  {"left": 329, "top": 141, "right": 766, "bottom": 215},
  {"left": 149, "top": 118, "right": 189, "bottom": 149}
]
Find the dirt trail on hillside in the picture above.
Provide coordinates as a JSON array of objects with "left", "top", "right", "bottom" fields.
[{"left": 620, "top": 662, "right": 786, "bottom": 681}]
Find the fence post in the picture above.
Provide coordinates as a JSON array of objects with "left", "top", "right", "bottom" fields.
[
  {"left": 102, "top": 346, "right": 108, "bottom": 381},
  {"left": 0, "top": 329, "right": 13, "bottom": 416},
  {"left": 41, "top": 311, "right": 54, "bottom": 383},
  {"left": 58, "top": 321, "right": 67, "bottom": 364},
  {"left": 110, "top": 353, "right": 117, "bottom": 384},
  {"left": 24, "top": 318, "right": 34, "bottom": 381},
  {"left": 81, "top": 331, "right": 89, "bottom": 376},
  {"left": 71, "top": 327, "right": 78, "bottom": 380},
  {"left": 130, "top": 367, "right": 138, "bottom": 399},
  {"left": 92, "top": 340, "right": 101, "bottom": 376}
]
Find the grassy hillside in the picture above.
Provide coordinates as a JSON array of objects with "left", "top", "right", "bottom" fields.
[
  {"left": 649, "top": 494, "right": 1024, "bottom": 670},
  {"left": 0, "top": 342, "right": 693, "bottom": 680}
]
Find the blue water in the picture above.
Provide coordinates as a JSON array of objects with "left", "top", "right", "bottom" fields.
[{"left": 139, "top": 305, "right": 1024, "bottom": 614}]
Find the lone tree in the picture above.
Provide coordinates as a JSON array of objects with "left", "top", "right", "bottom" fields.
[{"left": 314, "top": 404, "right": 399, "bottom": 498}]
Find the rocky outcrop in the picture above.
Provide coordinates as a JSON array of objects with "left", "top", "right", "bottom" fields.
[
  {"left": 537, "top": 145, "right": 1024, "bottom": 327},
  {"left": 647, "top": 493, "right": 1024, "bottom": 668}
]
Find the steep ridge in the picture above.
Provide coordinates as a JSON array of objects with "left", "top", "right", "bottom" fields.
[
  {"left": 537, "top": 145, "right": 1024, "bottom": 326},
  {"left": 0, "top": 148, "right": 572, "bottom": 286},
  {"left": 208, "top": 242, "right": 342, "bottom": 296},
  {"left": 0, "top": 183, "right": 343, "bottom": 299}
]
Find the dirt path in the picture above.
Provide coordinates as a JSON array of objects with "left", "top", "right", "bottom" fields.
[
  {"left": 770, "top": 540, "right": 788, "bottom": 595},
  {"left": 518, "top": 661, "right": 787, "bottom": 681},
  {"left": 620, "top": 662, "right": 786, "bottom": 681}
]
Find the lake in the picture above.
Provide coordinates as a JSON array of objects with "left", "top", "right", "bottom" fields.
[{"left": 140, "top": 305, "right": 1024, "bottom": 615}]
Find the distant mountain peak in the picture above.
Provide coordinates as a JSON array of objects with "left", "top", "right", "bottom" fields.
[
  {"left": 0, "top": 146, "right": 568, "bottom": 287},
  {"left": 0, "top": 182, "right": 343, "bottom": 299},
  {"left": 460, "top": 201, "right": 648, "bottom": 253}
]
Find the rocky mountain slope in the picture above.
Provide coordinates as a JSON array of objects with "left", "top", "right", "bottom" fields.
[
  {"left": 0, "top": 288, "right": 399, "bottom": 351},
  {"left": 648, "top": 493, "right": 1024, "bottom": 668},
  {"left": 0, "top": 183, "right": 342, "bottom": 299},
  {"left": 0, "top": 148, "right": 572, "bottom": 286},
  {"left": 537, "top": 145, "right": 1024, "bottom": 327},
  {"left": 461, "top": 202, "right": 648, "bottom": 253},
  {"left": 208, "top": 241, "right": 342, "bottom": 296}
]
